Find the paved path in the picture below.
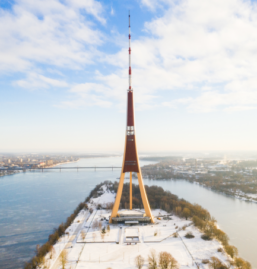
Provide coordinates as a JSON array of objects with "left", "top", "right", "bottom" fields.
[
  {"left": 74, "top": 210, "right": 98, "bottom": 269},
  {"left": 50, "top": 212, "right": 90, "bottom": 269}
]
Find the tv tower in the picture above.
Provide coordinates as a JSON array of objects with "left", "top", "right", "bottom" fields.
[{"left": 109, "top": 12, "right": 154, "bottom": 223}]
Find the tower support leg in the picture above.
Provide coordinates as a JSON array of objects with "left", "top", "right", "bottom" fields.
[
  {"left": 109, "top": 172, "right": 125, "bottom": 223},
  {"left": 137, "top": 171, "right": 154, "bottom": 223},
  {"left": 130, "top": 172, "right": 132, "bottom": 210}
]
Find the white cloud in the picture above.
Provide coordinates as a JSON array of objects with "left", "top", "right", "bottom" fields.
[
  {"left": 96, "top": 0, "right": 257, "bottom": 112},
  {"left": 15, "top": 72, "right": 68, "bottom": 89},
  {"left": 0, "top": 0, "right": 104, "bottom": 73},
  {"left": 59, "top": 82, "right": 112, "bottom": 108},
  {"left": 110, "top": 7, "right": 115, "bottom": 16},
  {"left": 3, "top": 0, "right": 257, "bottom": 113}
]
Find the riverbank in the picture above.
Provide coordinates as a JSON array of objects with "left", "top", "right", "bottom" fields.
[
  {"left": 25, "top": 182, "right": 251, "bottom": 269},
  {"left": 0, "top": 159, "right": 80, "bottom": 178},
  {"left": 141, "top": 164, "right": 257, "bottom": 204},
  {"left": 0, "top": 169, "right": 20, "bottom": 177},
  {"left": 190, "top": 181, "right": 257, "bottom": 204},
  {"left": 1, "top": 156, "right": 257, "bottom": 269},
  {"left": 45, "top": 159, "right": 80, "bottom": 168}
]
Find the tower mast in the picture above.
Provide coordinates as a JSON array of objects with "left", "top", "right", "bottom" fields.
[
  {"left": 128, "top": 11, "right": 133, "bottom": 210},
  {"left": 109, "top": 12, "right": 154, "bottom": 224}
]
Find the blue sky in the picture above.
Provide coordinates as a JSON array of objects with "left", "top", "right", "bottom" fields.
[{"left": 1, "top": 0, "right": 257, "bottom": 153}]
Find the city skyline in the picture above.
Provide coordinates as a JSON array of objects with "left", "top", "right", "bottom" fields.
[{"left": 1, "top": 0, "right": 257, "bottom": 152}]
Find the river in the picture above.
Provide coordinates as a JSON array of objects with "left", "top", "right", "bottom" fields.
[{"left": 0, "top": 156, "right": 256, "bottom": 268}]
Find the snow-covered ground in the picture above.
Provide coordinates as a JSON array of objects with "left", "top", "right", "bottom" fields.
[{"left": 44, "top": 184, "right": 231, "bottom": 269}]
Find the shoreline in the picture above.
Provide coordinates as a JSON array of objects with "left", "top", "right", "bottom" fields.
[
  {"left": 143, "top": 175, "right": 257, "bottom": 204},
  {"left": 45, "top": 159, "right": 80, "bottom": 168},
  {"left": 24, "top": 181, "right": 252, "bottom": 269}
]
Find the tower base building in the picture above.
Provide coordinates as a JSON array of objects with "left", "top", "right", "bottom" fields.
[{"left": 111, "top": 209, "right": 151, "bottom": 225}]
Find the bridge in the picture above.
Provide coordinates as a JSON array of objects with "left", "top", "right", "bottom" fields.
[{"left": 0, "top": 166, "right": 122, "bottom": 172}]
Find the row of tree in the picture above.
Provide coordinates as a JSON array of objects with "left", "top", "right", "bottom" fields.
[
  {"left": 24, "top": 181, "right": 252, "bottom": 269},
  {"left": 24, "top": 202, "right": 88, "bottom": 269},
  {"left": 135, "top": 249, "right": 178, "bottom": 269},
  {"left": 110, "top": 181, "right": 251, "bottom": 269},
  {"left": 141, "top": 162, "right": 257, "bottom": 197}
]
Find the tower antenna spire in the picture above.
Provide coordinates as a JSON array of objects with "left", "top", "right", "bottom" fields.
[{"left": 128, "top": 10, "right": 132, "bottom": 91}]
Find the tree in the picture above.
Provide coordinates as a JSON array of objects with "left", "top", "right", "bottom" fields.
[
  {"left": 215, "top": 229, "right": 229, "bottom": 245},
  {"left": 164, "top": 203, "right": 170, "bottom": 212},
  {"left": 98, "top": 221, "right": 102, "bottom": 231},
  {"left": 225, "top": 245, "right": 238, "bottom": 258},
  {"left": 182, "top": 208, "right": 191, "bottom": 220},
  {"left": 81, "top": 230, "right": 86, "bottom": 241},
  {"left": 175, "top": 207, "right": 182, "bottom": 216},
  {"left": 42, "top": 259, "right": 50, "bottom": 269},
  {"left": 135, "top": 255, "right": 145, "bottom": 269},
  {"left": 100, "top": 232, "right": 105, "bottom": 240},
  {"left": 159, "top": 252, "right": 178, "bottom": 269},
  {"left": 92, "top": 233, "right": 96, "bottom": 242},
  {"left": 234, "top": 258, "right": 252, "bottom": 269},
  {"left": 49, "top": 245, "right": 56, "bottom": 259},
  {"left": 59, "top": 250, "right": 68, "bottom": 269},
  {"left": 92, "top": 220, "right": 98, "bottom": 230},
  {"left": 209, "top": 257, "right": 226, "bottom": 269},
  {"left": 148, "top": 249, "right": 158, "bottom": 269},
  {"left": 169, "top": 255, "right": 179, "bottom": 269}
]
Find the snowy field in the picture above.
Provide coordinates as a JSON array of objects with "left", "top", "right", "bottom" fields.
[{"left": 44, "top": 184, "right": 231, "bottom": 269}]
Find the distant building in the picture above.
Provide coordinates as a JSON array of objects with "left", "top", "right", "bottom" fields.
[{"left": 46, "top": 160, "right": 53, "bottom": 166}]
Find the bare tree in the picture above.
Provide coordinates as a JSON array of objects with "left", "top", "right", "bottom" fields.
[
  {"left": 159, "top": 251, "right": 178, "bottom": 269},
  {"left": 169, "top": 255, "right": 179, "bottom": 269},
  {"left": 42, "top": 259, "right": 50, "bottom": 269},
  {"left": 234, "top": 257, "right": 252, "bottom": 269},
  {"left": 148, "top": 249, "right": 158, "bottom": 269},
  {"left": 59, "top": 250, "right": 68, "bottom": 269},
  {"left": 182, "top": 208, "right": 191, "bottom": 220},
  {"left": 92, "top": 220, "right": 98, "bottom": 230},
  {"left": 98, "top": 221, "right": 102, "bottom": 231},
  {"left": 101, "top": 232, "right": 105, "bottom": 241},
  {"left": 225, "top": 245, "right": 238, "bottom": 258},
  {"left": 175, "top": 206, "right": 182, "bottom": 216},
  {"left": 81, "top": 230, "right": 86, "bottom": 241},
  {"left": 49, "top": 245, "right": 56, "bottom": 259},
  {"left": 92, "top": 232, "right": 96, "bottom": 242},
  {"left": 208, "top": 257, "right": 224, "bottom": 269},
  {"left": 135, "top": 255, "right": 145, "bottom": 269}
]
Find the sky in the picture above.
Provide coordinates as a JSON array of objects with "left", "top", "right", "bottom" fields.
[{"left": 1, "top": 0, "right": 257, "bottom": 153}]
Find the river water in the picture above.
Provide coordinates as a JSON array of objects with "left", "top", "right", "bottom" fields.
[{"left": 0, "top": 156, "right": 256, "bottom": 268}]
